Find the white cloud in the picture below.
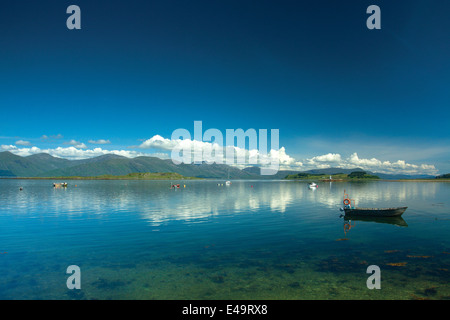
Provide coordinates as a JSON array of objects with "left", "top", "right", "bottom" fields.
[
  {"left": 65, "top": 140, "right": 87, "bottom": 149},
  {"left": 139, "top": 135, "right": 296, "bottom": 170},
  {"left": 1, "top": 145, "right": 148, "bottom": 160},
  {"left": 88, "top": 139, "right": 111, "bottom": 144},
  {"left": 1, "top": 145, "right": 17, "bottom": 151},
  {"left": 137, "top": 135, "right": 439, "bottom": 175},
  {"left": 15, "top": 140, "right": 31, "bottom": 146},
  {"left": 302, "top": 152, "right": 437, "bottom": 175},
  {"left": 41, "top": 134, "right": 63, "bottom": 140},
  {"left": 347, "top": 152, "right": 382, "bottom": 168},
  {"left": 139, "top": 135, "right": 177, "bottom": 150},
  {"left": 420, "top": 164, "right": 435, "bottom": 171},
  {"left": 266, "top": 147, "right": 303, "bottom": 169},
  {"left": 305, "top": 153, "right": 341, "bottom": 166}
]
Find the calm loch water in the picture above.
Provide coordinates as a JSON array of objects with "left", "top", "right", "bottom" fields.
[{"left": 0, "top": 179, "right": 449, "bottom": 300}]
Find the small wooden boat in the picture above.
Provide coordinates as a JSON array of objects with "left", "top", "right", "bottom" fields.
[
  {"left": 344, "top": 206, "right": 407, "bottom": 217},
  {"left": 342, "top": 190, "right": 407, "bottom": 217}
]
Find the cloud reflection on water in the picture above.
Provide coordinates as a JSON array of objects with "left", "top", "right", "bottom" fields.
[{"left": 0, "top": 180, "right": 443, "bottom": 227}]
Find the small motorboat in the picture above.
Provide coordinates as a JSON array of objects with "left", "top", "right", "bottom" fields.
[
  {"left": 341, "top": 190, "right": 407, "bottom": 217},
  {"left": 53, "top": 182, "right": 68, "bottom": 188}
]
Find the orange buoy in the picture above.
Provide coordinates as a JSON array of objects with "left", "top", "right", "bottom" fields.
[{"left": 343, "top": 198, "right": 351, "bottom": 206}]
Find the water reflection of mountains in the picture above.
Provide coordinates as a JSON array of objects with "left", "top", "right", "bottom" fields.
[
  {"left": 22, "top": 180, "right": 438, "bottom": 226},
  {"left": 135, "top": 180, "right": 429, "bottom": 225}
]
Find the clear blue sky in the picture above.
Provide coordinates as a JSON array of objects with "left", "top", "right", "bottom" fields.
[{"left": 0, "top": 1, "right": 449, "bottom": 174}]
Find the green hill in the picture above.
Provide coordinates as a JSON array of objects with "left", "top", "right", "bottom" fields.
[
  {"left": 0, "top": 151, "right": 435, "bottom": 180},
  {"left": 0, "top": 151, "right": 258, "bottom": 179},
  {"left": 0, "top": 151, "right": 70, "bottom": 177},
  {"left": 285, "top": 171, "right": 380, "bottom": 180},
  {"left": 48, "top": 172, "right": 198, "bottom": 180},
  {"left": 347, "top": 171, "right": 380, "bottom": 179},
  {"left": 40, "top": 156, "right": 256, "bottom": 179}
]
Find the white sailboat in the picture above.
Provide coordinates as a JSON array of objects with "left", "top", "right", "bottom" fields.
[{"left": 308, "top": 182, "right": 318, "bottom": 189}]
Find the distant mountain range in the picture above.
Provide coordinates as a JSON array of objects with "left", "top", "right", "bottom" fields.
[{"left": 0, "top": 151, "right": 437, "bottom": 180}]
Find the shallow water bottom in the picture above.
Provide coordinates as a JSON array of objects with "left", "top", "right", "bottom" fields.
[{"left": 3, "top": 244, "right": 449, "bottom": 300}]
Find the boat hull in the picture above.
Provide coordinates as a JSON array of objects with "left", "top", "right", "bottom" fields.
[{"left": 344, "top": 207, "right": 407, "bottom": 217}]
